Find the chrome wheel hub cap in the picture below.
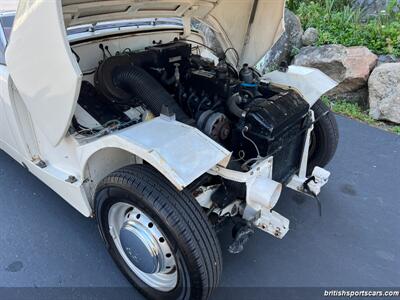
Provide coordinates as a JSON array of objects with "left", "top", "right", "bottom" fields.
[
  {"left": 119, "top": 220, "right": 163, "bottom": 273},
  {"left": 108, "top": 203, "right": 178, "bottom": 291}
]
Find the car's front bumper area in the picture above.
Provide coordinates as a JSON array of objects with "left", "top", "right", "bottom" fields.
[{"left": 208, "top": 111, "right": 330, "bottom": 240}]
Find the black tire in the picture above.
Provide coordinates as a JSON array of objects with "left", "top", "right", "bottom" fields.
[
  {"left": 307, "top": 99, "right": 339, "bottom": 175},
  {"left": 95, "top": 164, "right": 222, "bottom": 300}
]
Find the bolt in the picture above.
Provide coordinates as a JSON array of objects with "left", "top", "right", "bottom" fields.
[
  {"left": 231, "top": 205, "right": 237, "bottom": 215},
  {"left": 66, "top": 175, "right": 78, "bottom": 183}
]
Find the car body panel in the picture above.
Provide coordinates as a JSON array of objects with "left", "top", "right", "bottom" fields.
[
  {"left": 5, "top": 1, "right": 82, "bottom": 147},
  {"left": 204, "top": 0, "right": 285, "bottom": 65},
  {"left": 24, "top": 159, "right": 93, "bottom": 217},
  {"left": 78, "top": 117, "right": 232, "bottom": 190},
  {"left": 0, "top": 68, "right": 21, "bottom": 158},
  {"left": 263, "top": 66, "right": 339, "bottom": 107}
]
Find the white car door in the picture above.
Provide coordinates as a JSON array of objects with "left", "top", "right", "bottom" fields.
[
  {"left": 5, "top": 1, "right": 82, "bottom": 147},
  {"left": 0, "top": 19, "right": 15, "bottom": 151},
  {"left": 0, "top": 14, "right": 33, "bottom": 160},
  {"left": 0, "top": 64, "right": 11, "bottom": 149}
]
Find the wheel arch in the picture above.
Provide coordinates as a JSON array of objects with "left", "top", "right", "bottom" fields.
[
  {"left": 80, "top": 145, "right": 189, "bottom": 208},
  {"left": 78, "top": 117, "right": 232, "bottom": 210},
  {"left": 81, "top": 147, "right": 138, "bottom": 207}
]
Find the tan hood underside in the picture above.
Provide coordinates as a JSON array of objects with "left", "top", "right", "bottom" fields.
[{"left": 62, "top": 0, "right": 285, "bottom": 66}]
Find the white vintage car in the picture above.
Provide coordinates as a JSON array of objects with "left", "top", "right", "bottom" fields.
[{"left": 0, "top": 1, "right": 339, "bottom": 299}]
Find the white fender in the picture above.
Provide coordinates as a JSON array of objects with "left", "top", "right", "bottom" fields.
[
  {"left": 262, "top": 66, "right": 338, "bottom": 106},
  {"left": 78, "top": 117, "right": 232, "bottom": 191}
]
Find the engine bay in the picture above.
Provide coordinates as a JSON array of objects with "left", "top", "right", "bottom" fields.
[{"left": 72, "top": 39, "right": 311, "bottom": 183}]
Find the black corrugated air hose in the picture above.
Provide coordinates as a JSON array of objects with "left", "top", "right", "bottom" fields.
[{"left": 112, "top": 65, "right": 192, "bottom": 124}]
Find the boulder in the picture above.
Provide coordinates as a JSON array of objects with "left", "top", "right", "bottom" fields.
[
  {"left": 377, "top": 54, "right": 400, "bottom": 66},
  {"left": 368, "top": 63, "right": 400, "bottom": 124},
  {"left": 353, "top": 0, "right": 400, "bottom": 20},
  {"left": 284, "top": 9, "right": 304, "bottom": 50},
  {"left": 261, "top": 9, "right": 303, "bottom": 72},
  {"left": 292, "top": 45, "right": 378, "bottom": 94},
  {"left": 330, "top": 88, "right": 369, "bottom": 108},
  {"left": 302, "top": 28, "right": 319, "bottom": 46}
]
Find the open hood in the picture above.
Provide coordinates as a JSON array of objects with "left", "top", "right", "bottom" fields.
[
  {"left": 62, "top": 0, "right": 285, "bottom": 65},
  {"left": 6, "top": 0, "right": 284, "bottom": 146}
]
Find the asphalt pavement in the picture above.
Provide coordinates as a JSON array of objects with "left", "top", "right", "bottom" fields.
[{"left": 0, "top": 115, "right": 399, "bottom": 300}]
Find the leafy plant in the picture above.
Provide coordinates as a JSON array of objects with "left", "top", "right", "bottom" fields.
[
  {"left": 293, "top": 0, "right": 400, "bottom": 56},
  {"left": 392, "top": 126, "right": 400, "bottom": 134}
]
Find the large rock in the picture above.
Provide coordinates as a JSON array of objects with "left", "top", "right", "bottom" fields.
[
  {"left": 368, "top": 63, "right": 400, "bottom": 124},
  {"left": 353, "top": 0, "right": 400, "bottom": 20},
  {"left": 377, "top": 54, "right": 400, "bottom": 66},
  {"left": 292, "top": 45, "right": 378, "bottom": 94},
  {"left": 302, "top": 28, "right": 319, "bottom": 46},
  {"left": 261, "top": 9, "right": 303, "bottom": 72},
  {"left": 330, "top": 88, "right": 370, "bottom": 108}
]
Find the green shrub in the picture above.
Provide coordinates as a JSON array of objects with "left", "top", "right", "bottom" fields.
[
  {"left": 393, "top": 126, "right": 400, "bottom": 134},
  {"left": 287, "top": 0, "right": 352, "bottom": 12},
  {"left": 293, "top": 0, "right": 400, "bottom": 56},
  {"left": 322, "top": 97, "right": 400, "bottom": 135}
]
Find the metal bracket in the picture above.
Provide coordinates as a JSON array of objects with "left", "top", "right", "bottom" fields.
[
  {"left": 254, "top": 210, "right": 289, "bottom": 239},
  {"left": 209, "top": 156, "right": 273, "bottom": 183},
  {"left": 181, "top": 16, "right": 191, "bottom": 38},
  {"left": 209, "top": 157, "right": 289, "bottom": 239},
  {"left": 307, "top": 167, "right": 330, "bottom": 195},
  {"left": 33, "top": 158, "right": 47, "bottom": 169},
  {"left": 286, "top": 110, "right": 331, "bottom": 196},
  {"left": 287, "top": 166, "right": 331, "bottom": 196},
  {"left": 299, "top": 110, "right": 315, "bottom": 179}
]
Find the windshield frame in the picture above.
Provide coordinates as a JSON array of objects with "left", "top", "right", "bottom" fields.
[{"left": 67, "top": 17, "right": 184, "bottom": 36}]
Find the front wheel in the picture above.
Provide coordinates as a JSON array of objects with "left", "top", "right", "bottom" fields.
[
  {"left": 95, "top": 165, "right": 222, "bottom": 300},
  {"left": 307, "top": 99, "right": 339, "bottom": 175}
]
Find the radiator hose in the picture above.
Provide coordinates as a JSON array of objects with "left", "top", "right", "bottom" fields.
[
  {"left": 112, "top": 65, "right": 191, "bottom": 123},
  {"left": 227, "top": 94, "right": 247, "bottom": 118}
]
